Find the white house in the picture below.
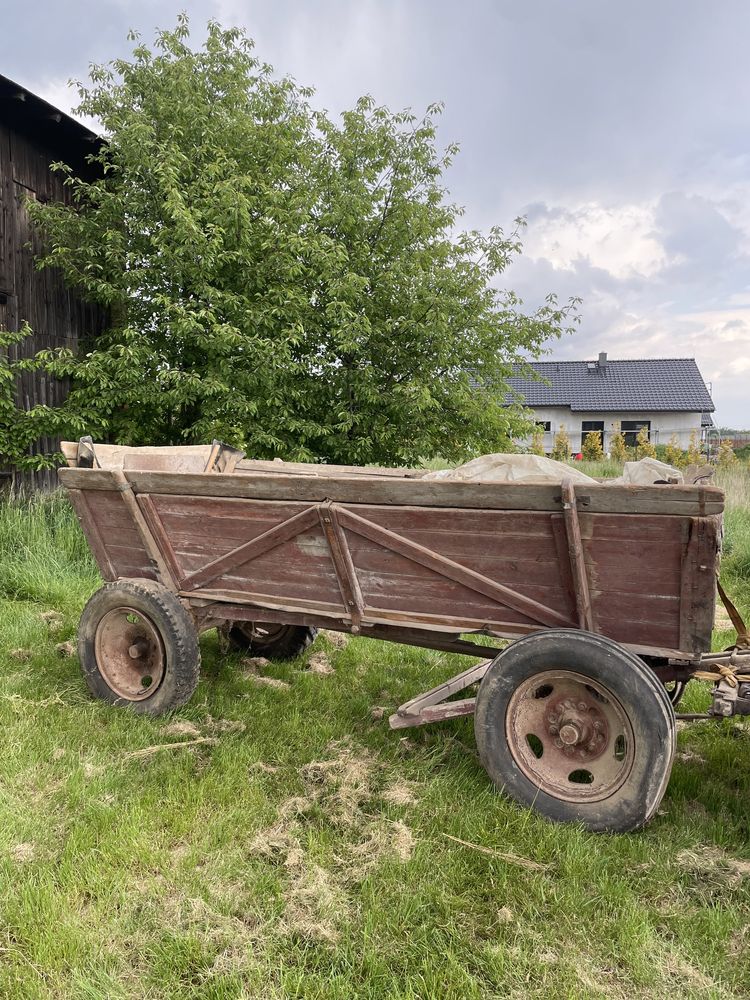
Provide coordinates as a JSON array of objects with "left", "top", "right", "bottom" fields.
[{"left": 506, "top": 353, "right": 714, "bottom": 454}]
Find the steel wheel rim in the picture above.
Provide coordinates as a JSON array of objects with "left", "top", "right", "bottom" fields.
[
  {"left": 505, "top": 669, "right": 635, "bottom": 803},
  {"left": 94, "top": 606, "right": 166, "bottom": 700},
  {"left": 237, "top": 622, "right": 287, "bottom": 644}
]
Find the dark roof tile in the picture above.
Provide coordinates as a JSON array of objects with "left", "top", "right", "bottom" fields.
[{"left": 502, "top": 357, "right": 714, "bottom": 412}]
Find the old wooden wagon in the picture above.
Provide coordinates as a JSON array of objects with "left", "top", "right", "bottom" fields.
[{"left": 57, "top": 440, "right": 747, "bottom": 832}]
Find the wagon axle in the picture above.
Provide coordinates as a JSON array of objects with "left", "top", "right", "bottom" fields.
[{"left": 546, "top": 697, "right": 609, "bottom": 759}]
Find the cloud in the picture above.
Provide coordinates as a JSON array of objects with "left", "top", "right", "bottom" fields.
[{"left": 2, "top": 0, "right": 749, "bottom": 423}]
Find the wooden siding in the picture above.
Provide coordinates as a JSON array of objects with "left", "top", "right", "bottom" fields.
[{"left": 0, "top": 120, "right": 105, "bottom": 489}]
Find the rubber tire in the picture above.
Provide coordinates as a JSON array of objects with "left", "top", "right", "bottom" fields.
[
  {"left": 78, "top": 579, "right": 201, "bottom": 715},
  {"left": 474, "top": 629, "right": 676, "bottom": 833},
  {"left": 227, "top": 622, "right": 317, "bottom": 660}
]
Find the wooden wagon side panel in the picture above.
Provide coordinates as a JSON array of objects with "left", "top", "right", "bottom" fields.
[
  {"left": 338, "top": 505, "right": 577, "bottom": 629},
  {"left": 141, "top": 494, "right": 348, "bottom": 613},
  {"left": 67, "top": 488, "right": 156, "bottom": 582},
  {"left": 580, "top": 512, "right": 687, "bottom": 650},
  {"left": 59, "top": 467, "right": 720, "bottom": 659}
]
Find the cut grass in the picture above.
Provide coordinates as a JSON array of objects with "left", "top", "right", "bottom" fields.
[{"left": 0, "top": 483, "right": 748, "bottom": 998}]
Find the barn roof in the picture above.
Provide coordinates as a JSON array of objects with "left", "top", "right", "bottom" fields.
[
  {"left": 505, "top": 356, "right": 714, "bottom": 413},
  {"left": 0, "top": 73, "right": 101, "bottom": 175}
]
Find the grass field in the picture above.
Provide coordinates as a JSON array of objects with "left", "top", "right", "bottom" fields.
[{"left": 0, "top": 468, "right": 749, "bottom": 998}]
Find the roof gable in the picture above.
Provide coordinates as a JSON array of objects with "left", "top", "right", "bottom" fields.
[
  {"left": 506, "top": 357, "right": 714, "bottom": 413},
  {"left": 0, "top": 73, "right": 101, "bottom": 176}
]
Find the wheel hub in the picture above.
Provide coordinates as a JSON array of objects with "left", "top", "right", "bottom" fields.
[
  {"left": 505, "top": 669, "right": 635, "bottom": 803},
  {"left": 94, "top": 606, "right": 166, "bottom": 700},
  {"left": 545, "top": 695, "right": 609, "bottom": 760}
]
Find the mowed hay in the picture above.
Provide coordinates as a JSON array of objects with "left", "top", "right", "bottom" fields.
[{"left": 250, "top": 740, "right": 416, "bottom": 943}]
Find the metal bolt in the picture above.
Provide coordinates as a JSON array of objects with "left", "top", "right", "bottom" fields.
[{"left": 559, "top": 722, "right": 581, "bottom": 746}]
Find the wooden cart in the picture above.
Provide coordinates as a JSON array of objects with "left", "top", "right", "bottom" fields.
[{"left": 58, "top": 440, "right": 741, "bottom": 832}]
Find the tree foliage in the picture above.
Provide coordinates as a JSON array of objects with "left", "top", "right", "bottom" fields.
[{"left": 16, "top": 17, "right": 576, "bottom": 466}]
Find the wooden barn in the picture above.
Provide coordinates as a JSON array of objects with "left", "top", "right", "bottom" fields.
[{"left": 0, "top": 73, "right": 105, "bottom": 488}]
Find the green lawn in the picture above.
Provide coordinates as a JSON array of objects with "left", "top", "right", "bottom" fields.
[{"left": 0, "top": 474, "right": 748, "bottom": 999}]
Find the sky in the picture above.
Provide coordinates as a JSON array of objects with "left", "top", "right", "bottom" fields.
[{"left": 4, "top": 0, "right": 750, "bottom": 426}]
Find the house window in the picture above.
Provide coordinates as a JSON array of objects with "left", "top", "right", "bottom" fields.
[
  {"left": 621, "top": 420, "right": 650, "bottom": 448},
  {"left": 535, "top": 421, "right": 551, "bottom": 432},
  {"left": 581, "top": 420, "right": 604, "bottom": 436}
]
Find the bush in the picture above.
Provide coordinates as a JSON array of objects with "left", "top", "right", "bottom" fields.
[
  {"left": 582, "top": 430, "right": 604, "bottom": 461},
  {"left": 718, "top": 440, "right": 738, "bottom": 469},
  {"left": 529, "top": 429, "right": 545, "bottom": 456},
  {"left": 684, "top": 430, "right": 702, "bottom": 467},
  {"left": 663, "top": 435, "right": 683, "bottom": 468},
  {"left": 634, "top": 425, "right": 656, "bottom": 458},
  {"left": 609, "top": 425, "right": 627, "bottom": 464},
  {"left": 551, "top": 427, "right": 571, "bottom": 462}
]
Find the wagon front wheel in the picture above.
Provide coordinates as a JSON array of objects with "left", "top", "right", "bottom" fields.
[
  {"left": 474, "top": 630, "right": 675, "bottom": 833},
  {"left": 78, "top": 580, "right": 201, "bottom": 714}
]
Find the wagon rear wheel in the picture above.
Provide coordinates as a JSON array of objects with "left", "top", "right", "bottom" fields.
[
  {"left": 474, "top": 630, "right": 675, "bottom": 833},
  {"left": 227, "top": 621, "right": 317, "bottom": 660},
  {"left": 78, "top": 580, "right": 201, "bottom": 714}
]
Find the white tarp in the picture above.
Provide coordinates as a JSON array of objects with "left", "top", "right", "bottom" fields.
[
  {"left": 423, "top": 453, "right": 597, "bottom": 484},
  {"left": 423, "top": 453, "right": 685, "bottom": 486},
  {"left": 611, "top": 457, "right": 683, "bottom": 485}
]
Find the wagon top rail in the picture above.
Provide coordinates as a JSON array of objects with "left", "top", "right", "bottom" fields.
[{"left": 58, "top": 463, "right": 724, "bottom": 517}]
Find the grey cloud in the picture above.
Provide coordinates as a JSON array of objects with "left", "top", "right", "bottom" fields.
[{"left": 3, "top": 0, "right": 750, "bottom": 422}]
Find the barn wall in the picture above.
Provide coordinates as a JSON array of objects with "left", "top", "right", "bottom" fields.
[{"left": 0, "top": 122, "right": 105, "bottom": 490}]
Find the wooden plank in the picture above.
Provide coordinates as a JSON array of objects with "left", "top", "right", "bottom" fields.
[
  {"left": 336, "top": 505, "right": 575, "bottom": 628},
  {"left": 67, "top": 488, "right": 117, "bottom": 580},
  {"left": 137, "top": 494, "right": 186, "bottom": 589},
  {"left": 679, "top": 515, "right": 720, "bottom": 654},
  {"left": 561, "top": 480, "right": 596, "bottom": 631},
  {"left": 179, "top": 504, "right": 321, "bottom": 592},
  {"left": 110, "top": 470, "right": 178, "bottom": 590},
  {"left": 318, "top": 505, "right": 365, "bottom": 627},
  {"left": 58, "top": 467, "right": 724, "bottom": 516},
  {"left": 237, "top": 458, "right": 425, "bottom": 478}
]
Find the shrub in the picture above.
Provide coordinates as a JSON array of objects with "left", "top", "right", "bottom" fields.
[
  {"left": 529, "top": 428, "right": 545, "bottom": 456},
  {"left": 634, "top": 424, "right": 656, "bottom": 458},
  {"left": 609, "top": 424, "right": 627, "bottom": 464},
  {"left": 663, "top": 434, "right": 683, "bottom": 468},
  {"left": 718, "top": 439, "right": 738, "bottom": 468},
  {"left": 582, "top": 430, "right": 604, "bottom": 461},
  {"left": 685, "top": 430, "right": 702, "bottom": 467},
  {"left": 551, "top": 427, "right": 570, "bottom": 461}
]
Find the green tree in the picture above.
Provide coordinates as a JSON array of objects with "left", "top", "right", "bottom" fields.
[
  {"left": 609, "top": 423, "right": 627, "bottom": 464},
  {"left": 635, "top": 424, "right": 656, "bottom": 458},
  {"left": 14, "top": 17, "right": 576, "bottom": 467},
  {"left": 581, "top": 430, "right": 604, "bottom": 461},
  {"left": 551, "top": 426, "right": 570, "bottom": 462}
]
